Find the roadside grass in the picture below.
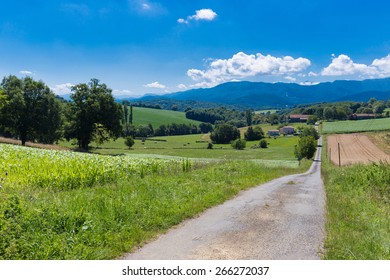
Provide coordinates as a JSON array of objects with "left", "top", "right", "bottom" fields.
[
  {"left": 131, "top": 107, "right": 202, "bottom": 127},
  {"left": 321, "top": 136, "right": 390, "bottom": 259},
  {"left": 0, "top": 143, "right": 309, "bottom": 259},
  {"left": 322, "top": 118, "right": 390, "bottom": 134}
]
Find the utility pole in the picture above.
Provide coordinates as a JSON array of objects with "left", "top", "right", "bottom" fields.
[{"left": 338, "top": 142, "right": 341, "bottom": 167}]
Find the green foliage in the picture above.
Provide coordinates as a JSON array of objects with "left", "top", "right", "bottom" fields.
[
  {"left": 231, "top": 139, "right": 246, "bottom": 150},
  {"left": 0, "top": 75, "right": 62, "bottom": 145},
  {"left": 210, "top": 123, "right": 240, "bottom": 144},
  {"left": 64, "top": 79, "right": 122, "bottom": 150},
  {"left": 207, "top": 142, "right": 213, "bottom": 149},
  {"left": 199, "top": 122, "right": 213, "bottom": 133},
  {"left": 259, "top": 139, "right": 268, "bottom": 148},
  {"left": 299, "top": 126, "right": 319, "bottom": 140},
  {"left": 294, "top": 136, "right": 317, "bottom": 159},
  {"left": 244, "top": 126, "right": 264, "bottom": 141},
  {"left": 186, "top": 107, "right": 247, "bottom": 126},
  {"left": 124, "top": 136, "right": 135, "bottom": 149},
  {"left": 323, "top": 161, "right": 390, "bottom": 259}
]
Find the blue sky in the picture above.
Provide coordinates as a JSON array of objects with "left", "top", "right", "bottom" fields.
[{"left": 1, "top": 0, "right": 390, "bottom": 97}]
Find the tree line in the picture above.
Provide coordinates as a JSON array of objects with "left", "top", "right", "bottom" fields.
[{"left": 0, "top": 76, "right": 122, "bottom": 150}]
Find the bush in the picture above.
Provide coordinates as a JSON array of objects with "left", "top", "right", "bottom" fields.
[
  {"left": 207, "top": 142, "right": 213, "bottom": 149},
  {"left": 231, "top": 139, "right": 246, "bottom": 150},
  {"left": 259, "top": 139, "right": 268, "bottom": 148},
  {"left": 124, "top": 136, "right": 135, "bottom": 149}
]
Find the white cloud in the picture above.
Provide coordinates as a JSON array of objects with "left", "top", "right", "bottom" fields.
[
  {"left": 308, "top": 71, "right": 318, "bottom": 77},
  {"left": 321, "top": 54, "right": 378, "bottom": 76},
  {"left": 187, "top": 52, "right": 311, "bottom": 88},
  {"left": 51, "top": 83, "right": 74, "bottom": 95},
  {"left": 144, "top": 81, "right": 166, "bottom": 89},
  {"left": 299, "top": 81, "right": 320, "bottom": 86},
  {"left": 178, "top": 8, "right": 217, "bottom": 24},
  {"left": 112, "top": 89, "right": 132, "bottom": 96},
  {"left": 177, "top": 84, "right": 188, "bottom": 90},
  {"left": 284, "top": 76, "right": 297, "bottom": 82},
  {"left": 19, "top": 70, "right": 33, "bottom": 75},
  {"left": 129, "top": 0, "right": 166, "bottom": 15},
  {"left": 372, "top": 54, "right": 390, "bottom": 77}
]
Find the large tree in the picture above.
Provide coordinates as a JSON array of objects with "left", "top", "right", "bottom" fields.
[
  {"left": 210, "top": 123, "right": 240, "bottom": 144},
  {"left": 0, "top": 75, "right": 62, "bottom": 145},
  {"left": 64, "top": 79, "right": 122, "bottom": 150}
]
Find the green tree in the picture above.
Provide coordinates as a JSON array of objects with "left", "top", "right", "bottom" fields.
[
  {"left": 64, "top": 79, "right": 122, "bottom": 150},
  {"left": 299, "top": 126, "right": 319, "bottom": 140},
  {"left": 294, "top": 136, "right": 317, "bottom": 160},
  {"left": 0, "top": 75, "right": 62, "bottom": 145},
  {"left": 124, "top": 136, "right": 135, "bottom": 149},
  {"left": 259, "top": 139, "right": 268, "bottom": 148},
  {"left": 210, "top": 123, "right": 240, "bottom": 144},
  {"left": 244, "top": 126, "right": 264, "bottom": 141},
  {"left": 245, "top": 110, "right": 253, "bottom": 126},
  {"left": 231, "top": 139, "right": 246, "bottom": 150},
  {"left": 199, "top": 122, "right": 213, "bottom": 133},
  {"left": 92, "top": 123, "right": 110, "bottom": 148}
]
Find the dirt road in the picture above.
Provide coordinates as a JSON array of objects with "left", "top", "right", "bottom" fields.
[
  {"left": 123, "top": 138, "right": 325, "bottom": 260},
  {"left": 328, "top": 134, "right": 390, "bottom": 166}
]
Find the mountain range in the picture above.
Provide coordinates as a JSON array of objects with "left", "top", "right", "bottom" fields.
[{"left": 135, "top": 78, "right": 390, "bottom": 109}]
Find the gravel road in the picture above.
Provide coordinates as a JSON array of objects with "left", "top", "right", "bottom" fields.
[{"left": 123, "top": 137, "right": 325, "bottom": 260}]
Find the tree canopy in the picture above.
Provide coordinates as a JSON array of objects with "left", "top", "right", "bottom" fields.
[
  {"left": 0, "top": 75, "right": 62, "bottom": 145},
  {"left": 64, "top": 79, "right": 122, "bottom": 150}
]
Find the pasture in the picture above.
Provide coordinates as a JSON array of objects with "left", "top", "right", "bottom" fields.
[{"left": 131, "top": 107, "right": 202, "bottom": 127}]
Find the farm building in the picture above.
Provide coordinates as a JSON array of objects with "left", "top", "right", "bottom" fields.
[
  {"left": 289, "top": 114, "right": 310, "bottom": 122},
  {"left": 350, "top": 113, "right": 376, "bottom": 120},
  {"left": 279, "top": 126, "right": 295, "bottom": 135},
  {"left": 267, "top": 130, "right": 280, "bottom": 136}
]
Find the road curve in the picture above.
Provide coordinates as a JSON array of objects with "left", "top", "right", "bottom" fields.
[{"left": 123, "top": 137, "right": 325, "bottom": 260}]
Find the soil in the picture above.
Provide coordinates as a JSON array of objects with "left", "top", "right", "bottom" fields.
[{"left": 327, "top": 134, "right": 390, "bottom": 166}]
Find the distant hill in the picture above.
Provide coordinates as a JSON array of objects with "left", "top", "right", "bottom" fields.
[
  {"left": 135, "top": 78, "right": 390, "bottom": 109},
  {"left": 131, "top": 107, "right": 202, "bottom": 127}
]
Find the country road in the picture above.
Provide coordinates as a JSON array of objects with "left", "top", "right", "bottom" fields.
[{"left": 123, "top": 137, "right": 325, "bottom": 260}]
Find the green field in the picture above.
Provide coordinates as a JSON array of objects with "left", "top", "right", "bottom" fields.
[
  {"left": 322, "top": 118, "right": 390, "bottom": 134},
  {"left": 131, "top": 107, "right": 202, "bottom": 127},
  {"left": 0, "top": 143, "right": 309, "bottom": 259}
]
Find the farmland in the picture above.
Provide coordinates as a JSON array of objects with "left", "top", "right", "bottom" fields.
[
  {"left": 322, "top": 118, "right": 390, "bottom": 134},
  {"left": 0, "top": 143, "right": 309, "bottom": 259}
]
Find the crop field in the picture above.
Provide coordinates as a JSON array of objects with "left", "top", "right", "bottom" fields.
[
  {"left": 131, "top": 107, "right": 202, "bottom": 127},
  {"left": 322, "top": 118, "right": 390, "bottom": 134},
  {"left": 0, "top": 143, "right": 309, "bottom": 259}
]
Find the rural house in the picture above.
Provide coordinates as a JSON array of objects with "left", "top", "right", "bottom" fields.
[
  {"left": 289, "top": 114, "right": 310, "bottom": 122},
  {"left": 350, "top": 113, "right": 376, "bottom": 120},
  {"left": 267, "top": 129, "right": 280, "bottom": 137},
  {"left": 279, "top": 126, "right": 295, "bottom": 135}
]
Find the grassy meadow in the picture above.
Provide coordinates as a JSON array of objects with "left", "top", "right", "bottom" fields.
[
  {"left": 322, "top": 136, "right": 390, "bottom": 259},
  {"left": 131, "top": 107, "right": 202, "bottom": 127},
  {"left": 322, "top": 118, "right": 390, "bottom": 134},
  {"left": 0, "top": 143, "right": 309, "bottom": 259}
]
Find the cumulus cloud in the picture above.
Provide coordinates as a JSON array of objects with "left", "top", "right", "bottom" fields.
[
  {"left": 178, "top": 8, "right": 217, "bottom": 24},
  {"left": 144, "top": 81, "right": 166, "bottom": 89},
  {"left": 19, "top": 70, "right": 34, "bottom": 76},
  {"left": 372, "top": 54, "right": 390, "bottom": 77},
  {"left": 321, "top": 54, "right": 378, "bottom": 77},
  {"left": 51, "top": 83, "right": 74, "bottom": 95},
  {"left": 187, "top": 52, "right": 311, "bottom": 87}
]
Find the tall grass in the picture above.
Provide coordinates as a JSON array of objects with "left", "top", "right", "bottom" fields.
[
  {"left": 0, "top": 144, "right": 307, "bottom": 259},
  {"left": 322, "top": 140, "right": 390, "bottom": 259}
]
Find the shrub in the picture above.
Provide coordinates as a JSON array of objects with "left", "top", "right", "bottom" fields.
[
  {"left": 231, "top": 139, "right": 246, "bottom": 150},
  {"left": 294, "top": 136, "right": 317, "bottom": 159},
  {"left": 124, "top": 136, "right": 135, "bottom": 149},
  {"left": 207, "top": 142, "right": 213, "bottom": 149},
  {"left": 259, "top": 139, "right": 268, "bottom": 148},
  {"left": 244, "top": 126, "right": 264, "bottom": 141}
]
